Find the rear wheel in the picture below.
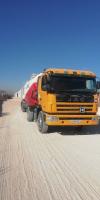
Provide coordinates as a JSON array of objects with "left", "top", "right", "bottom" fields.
[
  {"left": 21, "top": 101, "right": 27, "bottom": 112},
  {"left": 37, "top": 111, "right": 48, "bottom": 133},
  {"left": 27, "top": 107, "right": 34, "bottom": 121},
  {"left": 34, "top": 111, "right": 37, "bottom": 122}
]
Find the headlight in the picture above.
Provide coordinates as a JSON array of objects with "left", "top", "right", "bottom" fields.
[{"left": 46, "top": 115, "right": 59, "bottom": 122}]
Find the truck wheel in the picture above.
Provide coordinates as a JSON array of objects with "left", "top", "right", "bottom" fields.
[
  {"left": 34, "top": 110, "right": 38, "bottom": 122},
  {"left": 37, "top": 111, "right": 48, "bottom": 133},
  {"left": 21, "top": 102, "right": 26, "bottom": 112},
  {"left": 27, "top": 107, "right": 34, "bottom": 121}
]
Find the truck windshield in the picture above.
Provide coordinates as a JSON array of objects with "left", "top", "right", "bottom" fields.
[{"left": 50, "top": 75, "right": 96, "bottom": 93}]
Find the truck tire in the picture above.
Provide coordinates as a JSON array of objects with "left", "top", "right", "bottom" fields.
[
  {"left": 21, "top": 102, "right": 26, "bottom": 112},
  {"left": 34, "top": 110, "right": 38, "bottom": 122},
  {"left": 27, "top": 107, "right": 34, "bottom": 122},
  {"left": 37, "top": 111, "right": 48, "bottom": 133}
]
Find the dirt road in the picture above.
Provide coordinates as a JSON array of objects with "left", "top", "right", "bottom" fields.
[{"left": 0, "top": 99, "right": 100, "bottom": 200}]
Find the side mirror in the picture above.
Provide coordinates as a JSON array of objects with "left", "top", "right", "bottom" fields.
[
  {"left": 47, "top": 74, "right": 52, "bottom": 82},
  {"left": 42, "top": 84, "right": 51, "bottom": 92},
  {"left": 96, "top": 81, "right": 100, "bottom": 93},
  {"left": 96, "top": 81, "right": 100, "bottom": 90}
]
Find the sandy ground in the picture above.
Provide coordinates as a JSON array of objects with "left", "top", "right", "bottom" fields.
[{"left": 0, "top": 99, "right": 100, "bottom": 200}]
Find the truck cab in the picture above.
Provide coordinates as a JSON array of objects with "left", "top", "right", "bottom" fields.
[{"left": 36, "top": 68, "right": 99, "bottom": 132}]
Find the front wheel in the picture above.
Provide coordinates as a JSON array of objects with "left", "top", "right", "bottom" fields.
[{"left": 37, "top": 111, "right": 48, "bottom": 133}]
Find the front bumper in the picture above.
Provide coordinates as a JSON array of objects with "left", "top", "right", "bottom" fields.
[{"left": 45, "top": 114, "right": 99, "bottom": 126}]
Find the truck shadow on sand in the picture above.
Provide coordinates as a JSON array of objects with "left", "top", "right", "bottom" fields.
[{"left": 49, "top": 123, "right": 100, "bottom": 136}]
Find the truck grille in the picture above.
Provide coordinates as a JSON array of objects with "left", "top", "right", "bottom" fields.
[{"left": 56, "top": 103, "right": 94, "bottom": 115}]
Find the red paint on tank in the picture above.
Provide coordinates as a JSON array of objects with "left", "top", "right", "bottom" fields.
[{"left": 25, "top": 82, "right": 38, "bottom": 106}]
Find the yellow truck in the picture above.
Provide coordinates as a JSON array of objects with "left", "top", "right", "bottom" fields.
[{"left": 27, "top": 68, "right": 100, "bottom": 133}]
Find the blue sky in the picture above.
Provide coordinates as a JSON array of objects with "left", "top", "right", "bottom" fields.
[{"left": 0, "top": 0, "right": 100, "bottom": 92}]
